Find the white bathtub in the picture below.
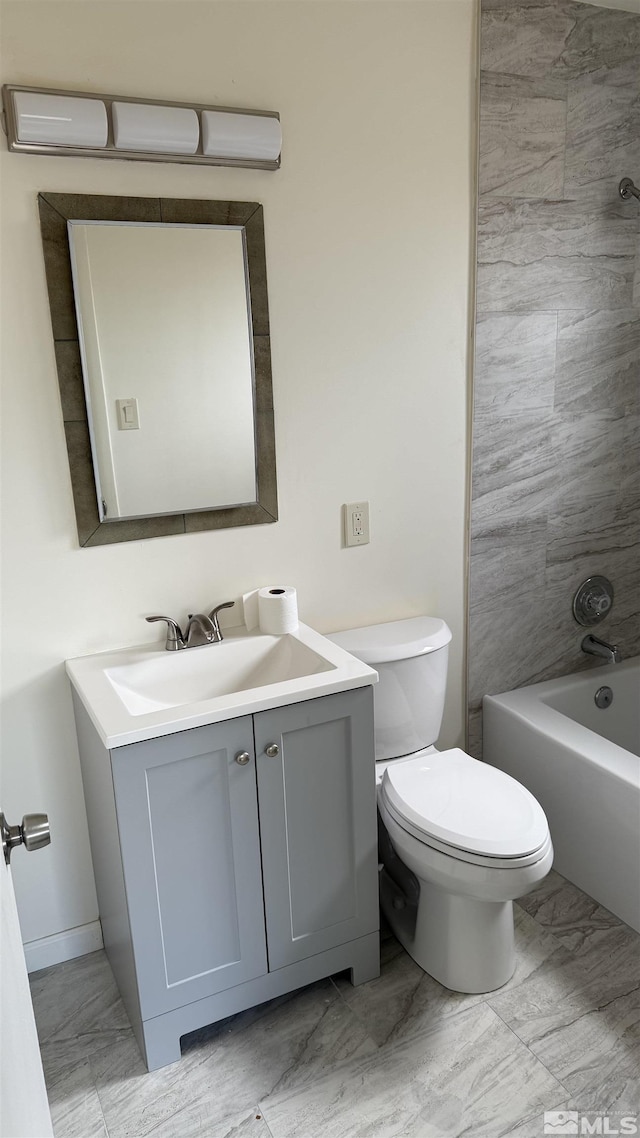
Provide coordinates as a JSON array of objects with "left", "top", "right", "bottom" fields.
[{"left": 483, "top": 657, "right": 640, "bottom": 932}]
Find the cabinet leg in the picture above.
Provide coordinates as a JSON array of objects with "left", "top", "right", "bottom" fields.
[
  {"left": 348, "top": 932, "right": 380, "bottom": 987},
  {"left": 141, "top": 1019, "right": 183, "bottom": 1071}
]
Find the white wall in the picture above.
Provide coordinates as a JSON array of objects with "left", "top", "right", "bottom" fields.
[{"left": 0, "top": 0, "right": 475, "bottom": 951}]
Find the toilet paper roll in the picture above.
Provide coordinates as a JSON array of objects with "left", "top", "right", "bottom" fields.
[{"left": 258, "top": 586, "right": 298, "bottom": 635}]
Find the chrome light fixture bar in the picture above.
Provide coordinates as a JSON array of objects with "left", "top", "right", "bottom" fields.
[{"left": 1, "top": 84, "right": 281, "bottom": 170}]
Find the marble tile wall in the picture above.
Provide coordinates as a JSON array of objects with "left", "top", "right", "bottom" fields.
[{"left": 469, "top": 0, "right": 640, "bottom": 755}]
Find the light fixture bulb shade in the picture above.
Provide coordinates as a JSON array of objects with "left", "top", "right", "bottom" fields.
[
  {"left": 201, "top": 110, "right": 281, "bottom": 162},
  {"left": 14, "top": 91, "right": 108, "bottom": 148},
  {"left": 112, "top": 101, "right": 199, "bottom": 154}
]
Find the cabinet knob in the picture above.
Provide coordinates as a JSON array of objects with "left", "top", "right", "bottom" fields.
[
  {"left": 235, "top": 751, "right": 251, "bottom": 766},
  {"left": 265, "top": 743, "right": 280, "bottom": 758}
]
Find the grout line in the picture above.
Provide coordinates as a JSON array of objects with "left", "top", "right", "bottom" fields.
[
  {"left": 487, "top": 999, "right": 574, "bottom": 1102},
  {"left": 327, "top": 973, "right": 384, "bottom": 1048},
  {"left": 99, "top": 1098, "right": 110, "bottom": 1138},
  {"left": 257, "top": 1103, "right": 278, "bottom": 1138}
]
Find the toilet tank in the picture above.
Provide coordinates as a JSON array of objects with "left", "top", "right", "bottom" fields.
[{"left": 327, "top": 617, "right": 452, "bottom": 760}]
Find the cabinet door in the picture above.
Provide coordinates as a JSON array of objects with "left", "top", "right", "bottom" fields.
[
  {"left": 111, "top": 718, "right": 267, "bottom": 1018},
  {"left": 255, "top": 687, "right": 379, "bottom": 970}
]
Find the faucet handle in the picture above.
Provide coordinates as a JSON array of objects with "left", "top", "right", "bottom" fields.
[
  {"left": 208, "top": 601, "right": 235, "bottom": 641},
  {"left": 146, "top": 615, "right": 185, "bottom": 651}
]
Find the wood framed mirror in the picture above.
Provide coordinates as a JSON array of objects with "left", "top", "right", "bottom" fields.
[{"left": 38, "top": 193, "right": 277, "bottom": 546}]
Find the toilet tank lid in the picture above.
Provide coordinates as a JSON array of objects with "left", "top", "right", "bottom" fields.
[{"left": 327, "top": 617, "right": 452, "bottom": 665}]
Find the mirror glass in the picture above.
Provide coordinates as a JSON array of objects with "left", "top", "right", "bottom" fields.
[
  {"left": 38, "top": 193, "right": 277, "bottom": 547},
  {"left": 68, "top": 221, "right": 256, "bottom": 520}
]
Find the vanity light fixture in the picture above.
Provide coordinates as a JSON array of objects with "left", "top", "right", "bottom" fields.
[
  {"left": 112, "top": 101, "right": 199, "bottom": 155},
  {"left": 8, "top": 89, "right": 109, "bottom": 148},
  {"left": 1, "top": 84, "right": 281, "bottom": 170}
]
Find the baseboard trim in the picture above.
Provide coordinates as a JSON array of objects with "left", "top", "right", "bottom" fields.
[{"left": 24, "top": 920, "right": 104, "bottom": 973}]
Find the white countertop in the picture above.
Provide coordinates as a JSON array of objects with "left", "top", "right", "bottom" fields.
[{"left": 66, "top": 622, "right": 378, "bottom": 749}]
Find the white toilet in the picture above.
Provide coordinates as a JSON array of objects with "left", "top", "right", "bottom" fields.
[{"left": 329, "top": 617, "right": 553, "bottom": 994}]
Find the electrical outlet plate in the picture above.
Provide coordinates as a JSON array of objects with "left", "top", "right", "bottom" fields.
[{"left": 344, "top": 501, "right": 370, "bottom": 547}]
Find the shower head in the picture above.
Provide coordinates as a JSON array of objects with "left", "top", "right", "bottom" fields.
[{"left": 619, "top": 177, "right": 640, "bottom": 201}]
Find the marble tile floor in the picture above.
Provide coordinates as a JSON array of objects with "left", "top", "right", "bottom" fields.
[{"left": 30, "top": 870, "right": 640, "bottom": 1138}]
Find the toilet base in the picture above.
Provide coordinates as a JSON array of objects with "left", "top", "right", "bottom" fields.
[{"left": 380, "top": 868, "right": 516, "bottom": 993}]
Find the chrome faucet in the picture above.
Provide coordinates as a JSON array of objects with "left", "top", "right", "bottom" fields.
[
  {"left": 146, "top": 601, "right": 235, "bottom": 650},
  {"left": 581, "top": 633, "right": 621, "bottom": 665},
  {"left": 184, "top": 613, "right": 218, "bottom": 647}
]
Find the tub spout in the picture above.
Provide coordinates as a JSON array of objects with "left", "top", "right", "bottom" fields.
[{"left": 581, "top": 634, "right": 621, "bottom": 665}]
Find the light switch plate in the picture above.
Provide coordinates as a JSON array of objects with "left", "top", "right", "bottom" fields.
[
  {"left": 116, "top": 398, "right": 140, "bottom": 430},
  {"left": 344, "top": 501, "right": 370, "bottom": 547}
]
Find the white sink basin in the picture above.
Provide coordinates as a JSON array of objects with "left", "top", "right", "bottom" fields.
[
  {"left": 66, "top": 623, "right": 377, "bottom": 748},
  {"left": 105, "top": 634, "right": 334, "bottom": 715}
]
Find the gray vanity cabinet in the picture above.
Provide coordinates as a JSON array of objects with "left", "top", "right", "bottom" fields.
[
  {"left": 74, "top": 685, "right": 379, "bottom": 1072},
  {"left": 255, "top": 693, "right": 379, "bottom": 970},
  {"left": 110, "top": 716, "right": 267, "bottom": 1017}
]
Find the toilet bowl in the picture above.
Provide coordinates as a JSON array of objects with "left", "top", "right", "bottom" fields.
[
  {"left": 377, "top": 747, "right": 553, "bottom": 991},
  {"left": 328, "top": 618, "right": 553, "bottom": 994}
]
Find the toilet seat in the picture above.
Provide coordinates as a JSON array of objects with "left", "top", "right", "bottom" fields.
[
  {"left": 380, "top": 747, "right": 550, "bottom": 862},
  {"left": 380, "top": 790, "right": 552, "bottom": 869}
]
